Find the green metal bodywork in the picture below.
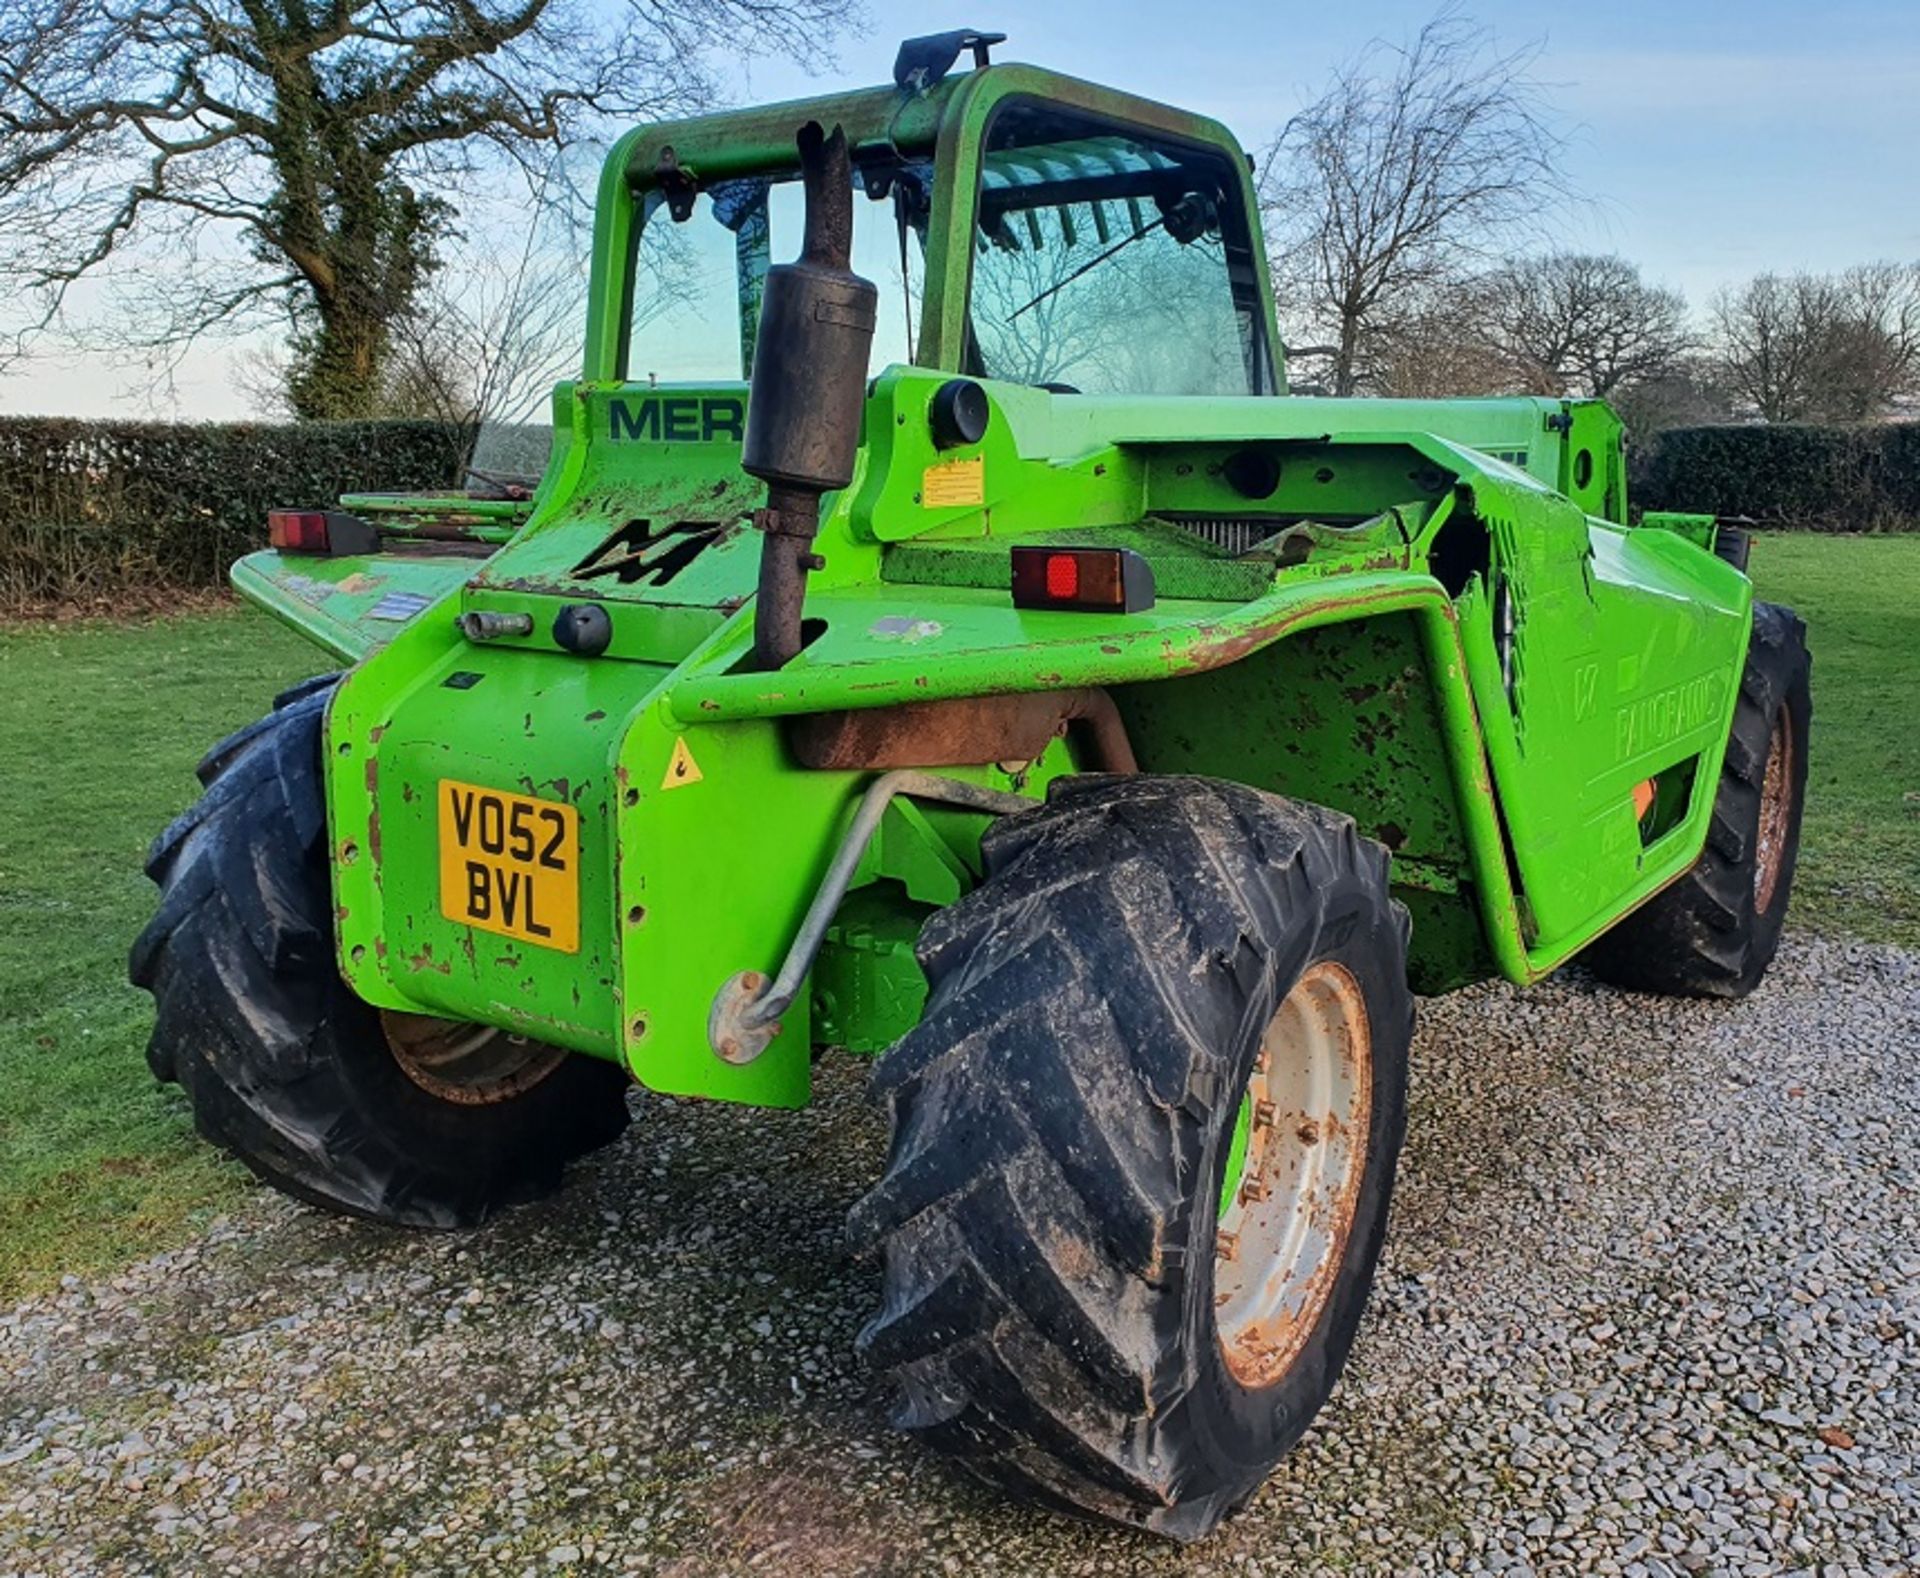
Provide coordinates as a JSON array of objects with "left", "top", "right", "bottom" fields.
[{"left": 231, "top": 59, "right": 1752, "bottom": 1110}]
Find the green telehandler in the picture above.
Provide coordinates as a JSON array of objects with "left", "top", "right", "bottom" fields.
[{"left": 131, "top": 30, "right": 1810, "bottom": 1538}]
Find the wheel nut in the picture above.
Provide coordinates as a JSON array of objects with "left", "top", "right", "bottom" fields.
[
  {"left": 1297, "top": 1120, "right": 1322, "bottom": 1145},
  {"left": 1239, "top": 1178, "right": 1269, "bottom": 1205},
  {"left": 1215, "top": 1229, "right": 1238, "bottom": 1261},
  {"left": 1253, "top": 1099, "right": 1276, "bottom": 1129}
]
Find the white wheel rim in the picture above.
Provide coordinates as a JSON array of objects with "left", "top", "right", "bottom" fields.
[{"left": 1213, "top": 960, "right": 1373, "bottom": 1389}]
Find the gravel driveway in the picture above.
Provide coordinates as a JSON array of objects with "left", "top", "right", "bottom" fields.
[{"left": 2, "top": 934, "right": 1916, "bottom": 1576}]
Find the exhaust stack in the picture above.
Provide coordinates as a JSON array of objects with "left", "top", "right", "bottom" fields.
[{"left": 740, "top": 121, "right": 878, "bottom": 670}]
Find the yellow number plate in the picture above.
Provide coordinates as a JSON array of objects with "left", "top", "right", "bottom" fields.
[{"left": 437, "top": 780, "right": 579, "bottom": 953}]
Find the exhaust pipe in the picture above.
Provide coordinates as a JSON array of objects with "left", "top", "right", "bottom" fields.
[{"left": 740, "top": 121, "right": 878, "bottom": 670}]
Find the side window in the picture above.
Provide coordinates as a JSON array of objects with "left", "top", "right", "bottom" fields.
[
  {"left": 627, "top": 172, "right": 928, "bottom": 384},
  {"left": 629, "top": 191, "right": 750, "bottom": 383},
  {"left": 967, "top": 107, "right": 1270, "bottom": 396}
]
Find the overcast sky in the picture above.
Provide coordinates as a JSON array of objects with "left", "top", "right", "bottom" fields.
[{"left": 4, "top": 0, "right": 1916, "bottom": 420}]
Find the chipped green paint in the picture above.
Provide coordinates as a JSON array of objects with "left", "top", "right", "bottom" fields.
[{"left": 229, "top": 50, "right": 1757, "bottom": 1109}]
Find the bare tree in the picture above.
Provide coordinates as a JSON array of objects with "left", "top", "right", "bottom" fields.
[
  {"left": 1477, "top": 252, "right": 1691, "bottom": 398},
  {"left": 0, "top": 0, "right": 853, "bottom": 418},
  {"left": 1709, "top": 273, "right": 1840, "bottom": 423},
  {"left": 1259, "top": 8, "right": 1568, "bottom": 396},
  {"left": 1825, "top": 261, "right": 1920, "bottom": 420},
  {"left": 385, "top": 203, "right": 587, "bottom": 431},
  {"left": 1360, "top": 275, "right": 1522, "bottom": 398},
  {"left": 1605, "top": 357, "right": 1733, "bottom": 438},
  {"left": 1711, "top": 263, "right": 1920, "bottom": 422}
]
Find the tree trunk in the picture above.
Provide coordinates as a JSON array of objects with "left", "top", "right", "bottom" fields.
[
  {"left": 1334, "top": 308, "right": 1363, "bottom": 398},
  {"left": 290, "top": 296, "right": 388, "bottom": 420}
]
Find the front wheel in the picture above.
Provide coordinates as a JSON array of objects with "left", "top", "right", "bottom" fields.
[{"left": 848, "top": 775, "right": 1412, "bottom": 1540}]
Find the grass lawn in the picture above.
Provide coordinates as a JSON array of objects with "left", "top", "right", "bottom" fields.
[
  {"left": 0, "top": 535, "right": 1914, "bottom": 1300},
  {"left": 0, "top": 608, "right": 319, "bottom": 1299},
  {"left": 1749, "top": 536, "right": 1920, "bottom": 949}
]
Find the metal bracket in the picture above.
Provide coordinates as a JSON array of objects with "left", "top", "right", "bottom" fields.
[
  {"left": 707, "top": 770, "right": 1036, "bottom": 1064},
  {"left": 654, "top": 145, "right": 698, "bottom": 222},
  {"left": 892, "top": 29, "right": 1006, "bottom": 91}
]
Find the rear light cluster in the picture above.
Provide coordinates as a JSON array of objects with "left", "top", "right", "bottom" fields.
[
  {"left": 1010, "top": 546, "right": 1156, "bottom": 613},
  {"left": 268, "top": 509, "right": 377, "bottom": 555}
]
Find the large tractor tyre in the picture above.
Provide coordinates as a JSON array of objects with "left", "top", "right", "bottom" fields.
[
  {"left": 849, "top": 775, "right": 1412, "bottom": 1540},
  {"left": 1585, "top": 601, "right": 1812, "bottom": 999},
  {"left": 130, "top": 678, "right": 630, "bottom": 1228}
]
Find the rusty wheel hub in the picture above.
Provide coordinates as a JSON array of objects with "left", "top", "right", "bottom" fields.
[
  {"left": 1213, "top": 960, "right": 1373, "bottom": 1389},
  {"left": 1754, "top": 702, "right": 1795, "bottom": 913},
  {"left": 380, "top": 1011, "right": 569, "bottom": 1106}
]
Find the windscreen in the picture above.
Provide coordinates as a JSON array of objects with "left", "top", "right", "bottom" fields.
[{"left": 965, "top": 105, "right": 1272, "bottom": 397}]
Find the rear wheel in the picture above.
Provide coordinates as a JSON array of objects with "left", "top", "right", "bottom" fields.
[
  {"left": 130, "top": 678, "right": 630, "bottom": 1227},
  {"left": 1586, "top": 601, "right": 1811, "bottom": 997},
  {"left": 849, "top": 775, "right": 1412, "bottom": 1540}
]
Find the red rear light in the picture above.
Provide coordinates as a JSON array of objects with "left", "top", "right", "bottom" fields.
[
  {"left": 268, "top": 509, "right": 331, "bottom": 552},
  {"left": 1044, "top": 553, "right": 1079, "bottom": 601},
  {"left": 1011, "top": 546, "right": 1156, "bottom": 613},
  {"left": 267, "top": 509, "right": 376, "bottom": 555}
]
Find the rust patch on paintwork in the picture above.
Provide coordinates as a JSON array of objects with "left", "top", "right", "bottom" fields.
[
  {"left": 790, "top": 689, "right": 1136, "bottom": 772},
  {"left": 363, "top": 757, "right": 382, "bottom": 863}
]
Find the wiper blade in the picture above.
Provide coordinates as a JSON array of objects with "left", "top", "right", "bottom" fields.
[{"left": 1005, "top": 217, "right": 1166, "bottom": 324}]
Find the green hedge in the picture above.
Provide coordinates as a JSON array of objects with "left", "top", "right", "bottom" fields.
[
  {"left": 0, "top": 417, "right": 475, "bottom": 609},
  {"left": 1633, "top": 421, "right": 1920, "bottom": 532}
]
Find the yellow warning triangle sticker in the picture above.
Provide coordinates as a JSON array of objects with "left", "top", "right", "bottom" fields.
[{"left": 661, "top": 737, "right": 704, "bottom": 790}]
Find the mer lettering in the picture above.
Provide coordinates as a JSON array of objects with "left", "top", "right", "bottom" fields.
[{"left": 609, "top": 396, "right": 746, "bottom": 443}]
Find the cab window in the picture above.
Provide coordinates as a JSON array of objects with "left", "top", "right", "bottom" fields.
[
  {"left": 966, "top": 104, "right": 1273, "bottom": 396},
  {"left": 626, "top": 170, "right": 927, "bottom": 384}
]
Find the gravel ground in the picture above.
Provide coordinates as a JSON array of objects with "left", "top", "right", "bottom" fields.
[{"left": 2, "top": 932, "right": 1916, "bottom": 1576}]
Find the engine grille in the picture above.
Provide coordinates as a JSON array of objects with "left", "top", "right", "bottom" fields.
[{"left": 1157, "top": 515, "right": 1285, "bottom": 557}]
